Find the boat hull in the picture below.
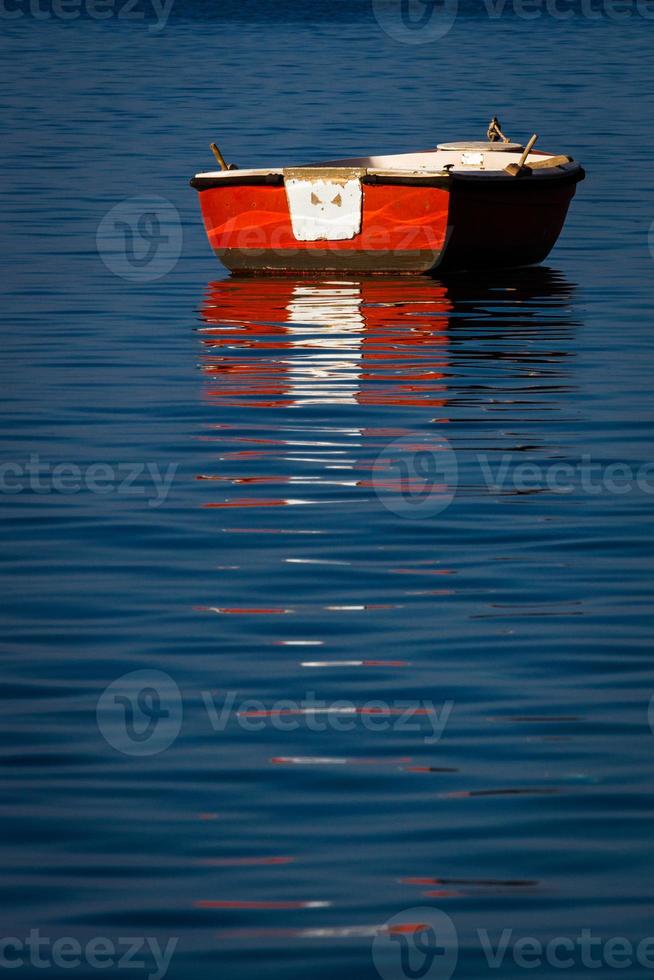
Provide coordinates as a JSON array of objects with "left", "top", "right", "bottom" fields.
[
  {"left": 193, "top": 169, "right": 583, "bottom": 276},
  {"left": 439, "top": 175, "right": 580, "bottom": 271}
]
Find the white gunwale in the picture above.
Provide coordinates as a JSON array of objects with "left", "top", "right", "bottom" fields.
[{"left": 193, "top": 148, "right": 581, "bottom": 183}]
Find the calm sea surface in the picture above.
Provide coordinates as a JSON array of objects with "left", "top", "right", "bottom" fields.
[{"left": 2, "top": 5, "right": 654, "bottom": 978}]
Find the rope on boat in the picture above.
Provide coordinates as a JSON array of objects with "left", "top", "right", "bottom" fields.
[{"left": 487, "top": 116, "right": 510, "bottom": 143}]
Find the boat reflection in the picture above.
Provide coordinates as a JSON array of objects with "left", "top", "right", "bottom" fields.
[
  {"left": 198, "top": 268, "right": 576, "bottom": 412},
  {"left": 199, "top": 277, "right": 452, "bottom": 410},
  {"left": 195, "top": 268, "right": 577, "bottom": 513}
]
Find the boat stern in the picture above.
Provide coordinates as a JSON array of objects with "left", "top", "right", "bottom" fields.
[{"left": 190, "top": 166, "right": 451, "bottom": 275}]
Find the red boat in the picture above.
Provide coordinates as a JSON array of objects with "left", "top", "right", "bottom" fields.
[{"left": 190, "top": 121, "right": 585, "bottom": 276}]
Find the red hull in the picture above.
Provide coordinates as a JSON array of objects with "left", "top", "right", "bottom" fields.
[{"left": 198, "top": 182, "right": 450, "bottom": 273}]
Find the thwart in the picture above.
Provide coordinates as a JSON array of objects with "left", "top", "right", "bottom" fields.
[{"left": 190, "top": 118, "right": 585, "bottom": 275}]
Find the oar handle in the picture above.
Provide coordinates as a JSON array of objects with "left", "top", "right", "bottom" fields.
[
  {"left": 517, "top": 134, "right": 538, "bottom": 170},
  {"left": 210, "top": 142, "right": 229, "bottom": 171}
]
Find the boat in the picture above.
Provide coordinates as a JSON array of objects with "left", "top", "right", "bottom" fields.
[{"left": 190, "top": 118, "right": 585, "bottom": 276}]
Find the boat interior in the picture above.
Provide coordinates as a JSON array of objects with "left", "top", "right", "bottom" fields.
[{"left": 194, "top": 144, "right": 580, "bottom": 182}]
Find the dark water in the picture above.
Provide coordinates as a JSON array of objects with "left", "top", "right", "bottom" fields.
[{"left": 2, "top": 5, "right": 654, "bottom": 979}]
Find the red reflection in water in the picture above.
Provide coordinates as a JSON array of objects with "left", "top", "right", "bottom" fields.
[
  {"left": 199, "top": 278, "right": 451, "bottom": 411},
  {"left": 422, "top": 890, "right": 461, "bottom": 898},
  {"left": 388, "top": 923, "right": 430, "bottom": 935}
]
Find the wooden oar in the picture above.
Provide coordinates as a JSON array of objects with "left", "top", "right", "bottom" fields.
[
  {"left": 504, "top": 133, "right": 538, "bottom": 177},
  {"left": 210, "top": 142, "right": 229, "bottom": 171},
  {"left": 528, "top": 154, "right": 572, "bottom": 170}
]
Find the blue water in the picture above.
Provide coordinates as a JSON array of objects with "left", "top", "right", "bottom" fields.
[{"left": 2, "top": 5, "right": 654, "bottom": 979}]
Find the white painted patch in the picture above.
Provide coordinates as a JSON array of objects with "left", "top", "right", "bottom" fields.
[{"left": 285, "top": 178, "right": 362, "bottom": 241}]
